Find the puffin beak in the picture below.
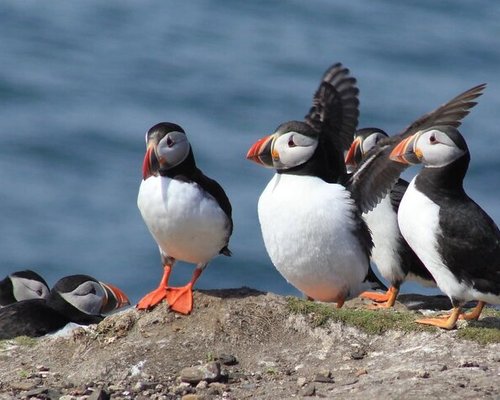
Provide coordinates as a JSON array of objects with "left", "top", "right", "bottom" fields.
[
  {"left": 389, "top": 134, "right": 422, "bottom": 165},
  {"left": 345, "top": 137, "right": 362, "bottom": 167},
  {"left": 99, "top": 282, "right": 130, "bottom": 314},
  {"left": 142, "top": 143, "right": 160, "bottom": 180},
  {"left": 246, "top": 134, "right": 275, "bottom": 168}
]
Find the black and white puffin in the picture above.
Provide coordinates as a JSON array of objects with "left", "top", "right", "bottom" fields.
[
  {"left": 246, "top": 63, "right": 384, "bottom": 307},
  {"left": 345, "top": 128, "right": 436, "bottom": 308},
  {"left": 0, "top": 269, "right": 50, "bottom": 306},
  {"left": 0, "top": 274, "right": 129, "bottom": 339},
  {"left": 137, "top": 122, "right": 233, "bottom": 314},
  {"left": 390, "top": 125, "right": 499, "bottom": 329},
  {"left": 343, "top": 84, "right": 486, "bottom": 309}
]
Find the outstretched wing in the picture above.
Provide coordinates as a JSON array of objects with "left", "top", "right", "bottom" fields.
[
  {"left": 304, "top": 63, "right": 360, "bottom": 152},
  {"left": 348, "top": 83, "right": 486, "bottom": 213},
  {"left": 399, "top": 83, "right": 486, "bottom": 139}
]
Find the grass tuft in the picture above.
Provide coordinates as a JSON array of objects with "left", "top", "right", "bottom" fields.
[{"left": 286, "top": 297, "right": 500, "bottom": 343}]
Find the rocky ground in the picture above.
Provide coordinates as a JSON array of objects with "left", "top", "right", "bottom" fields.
[{"left": 0, "top": 288, "right": 499, "bottom": 400}]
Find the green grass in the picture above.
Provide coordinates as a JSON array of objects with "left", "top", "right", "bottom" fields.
[{"left": 286, "top": 297, "right": 500, "bottom": 344}]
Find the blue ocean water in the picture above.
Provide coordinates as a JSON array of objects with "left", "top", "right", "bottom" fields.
[{"left": 0, "top": 1, "right": 499, "bottom": 304}]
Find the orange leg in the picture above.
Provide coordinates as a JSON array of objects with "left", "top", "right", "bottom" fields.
[
  {"left": 137, "top": 264, "right": 172, "bottom": 310},
  {"left": 415, "top": 307, "right": 462, "bottom": 330},
  {"left": 459, "top": 301, "right": 485, "bottom": 321},
  {"left": 361, "top": 286, "right": 399, "bottom": 308},
  {"left": 165, "top": 268, "right": 203, "bottom": 315},
  {"left": 336, "top": 296, "right": 345, "bottom": 309}
]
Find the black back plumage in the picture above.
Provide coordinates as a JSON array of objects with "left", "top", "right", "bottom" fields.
[{"left": 415, "top": 155, "right": 500, "bottom": 296}]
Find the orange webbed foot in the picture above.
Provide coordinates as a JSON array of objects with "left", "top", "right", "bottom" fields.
[
  {"left": 136, "top": 264, "right": 172, "bottom": 310},
  {"left": 458, "top": 301, "right": 485, "bottom": 321},
  {"left": 137, "top": 287, "right": 168, "bottom": 310},
  {"left": 361, "top": 286, "right": 398, "bottom": 309},
  {"left": 166, "top": 285, "right": 194, "bottom": 315},
  {"left": 415, "top": 307, "right": 461, "bottom": 330}
]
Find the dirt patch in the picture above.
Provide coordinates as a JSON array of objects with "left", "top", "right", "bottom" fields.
[{"left": 0, "top": 288, "right": 499, "bottom": 399}]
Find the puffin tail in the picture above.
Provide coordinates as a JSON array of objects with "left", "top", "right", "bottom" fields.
[{"left": 220, "top": 246, "right": 232, "bottom": 257}]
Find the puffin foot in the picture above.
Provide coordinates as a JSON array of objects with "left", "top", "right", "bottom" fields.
[
  {"left": 165, "top": 267, "right": 203, "bottom": 315},
  {"left": 361, "top": 286, "right": 399, "bottom": 309},
  {"left": 415, "top": 307, "right": 461, "bottom": 330},
  {"left": 136, "top": 264, "right": 172, "bottom": 310},
  {"left": 136, "top": 287, "right": 168, "bottom": 310},
  {"left": 166, "top": 285, "right": 194, "bottom": 315},
  {"left": 459, "top": 301, "right": 485, "bottom": 321}
]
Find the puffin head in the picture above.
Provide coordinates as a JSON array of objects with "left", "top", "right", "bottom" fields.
[
  {"left": 246, "top": 121, "right": 319, "bottom": 171},
  {"left": 0, "top": 270, "right": 50, "bottom": 306},
  {"left": 390, "top": 126, "right": 468, "bottom": 168},
  {"left": 345, "top": 127, "right": 388, "bottom": 168},
  {"left": 50, "top": 275, "right": 130, "bottom": 322},
  {"left": 142, "top": 122, "right": 191, "bottom": 179}
]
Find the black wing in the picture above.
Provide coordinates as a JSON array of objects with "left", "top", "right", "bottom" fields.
[
  {"left": 176, "top": 169, "right": 233, "bottom": 255},
  {"left": 347, "top": 84, "right": 486, "bottom": 214},
  {"left": 398, "top": 83, "right": 486, "bottom": 139},
  {"left": 438, "top": 199, "right": 500, "bottom": 296},
  {"left": 304, "top": 63, "right": 359, "bottom": 182},
  {"left": 0, "top": 300, "right": 69, "bottom": 339},
  {"left": 389, "top": 178, "right": 409, "bottom": 213}
]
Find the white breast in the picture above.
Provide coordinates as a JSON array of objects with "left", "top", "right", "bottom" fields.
[
  {"left": 398, "top": 179, "right": 498, "bottom": 304},
  {"left": 137, "top": 176, "right": 229, "bottom": 265},
  {"left": 363, "top": 195, "right": 405, "bottom": 284},
  {"left": 258, "top": 174, "right": 369, "bottom": 302}
]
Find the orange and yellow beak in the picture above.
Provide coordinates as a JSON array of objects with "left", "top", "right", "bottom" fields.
[
  {"left": 246, "top": 134, "right": 275, "bottom": 168},
  {"left": 345, "top": 137, "right": 362, "bottom": 167},
  {"left": 100, "top": 282, "right": 130, "bottom": 314},
  {"left": 142, "top": 144, "right": 160, "bottom": 180},
  {"left": 389, "top": 134, "right": 422, "bottom": 165}
]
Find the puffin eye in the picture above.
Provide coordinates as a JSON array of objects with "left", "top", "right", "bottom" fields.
[
  {"left": 288, "top": 138, "right": 296, "bottom": 147},
  {"left": 429, "top": 134, "right": 437, "bottom": 144},
  {"left": 166, "top": 137, "right": 174, "bottom": 147}
]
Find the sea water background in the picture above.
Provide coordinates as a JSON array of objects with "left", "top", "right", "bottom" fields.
[{"left": 0, "top": 1, "right": 499, "bottom": 303}]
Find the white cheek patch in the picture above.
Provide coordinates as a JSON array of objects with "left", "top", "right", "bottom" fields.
[
  {"left": 157, "top": 133, "right": 190, "bottom": 168},
  {"left": 12, "top": 277, "right": 49, "bottom": 301},
  {"left": 60, "top": 283, "right": 106, "bottom": 315}
]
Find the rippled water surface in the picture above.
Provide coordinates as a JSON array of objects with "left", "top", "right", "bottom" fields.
[{"left": 1, "top": 1, "right": 499, "bottom": 302}]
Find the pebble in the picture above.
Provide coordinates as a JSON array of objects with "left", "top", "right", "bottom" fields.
[
  {"left": 181, "top": 395, "right": 200, "bottom": 400},
  {"left": 174, "top": 382, "right": 192, "bottom": 395},
  {"left": 300, "top": 383, "right": 316, "bottom": 397},
  {"left": 88, "top": 388, "right": 110, "bottom": 400},
  {"left": 314, "top": 369, "right": 334, "bottom": 383},
  {"left": 459, "top": 360, "right": 480, "bottom": 368},
  {"left": 196, "top": 380, "right": 208, "bottom": 390},
  {"left": 217, "top": 354, "right": 238, "bottom": 366},
  {"left": 9, "top": 381, "right": 37, "bottom": 391},
  {"left": 180, "top": 362, "right": 222, "bottom": 384},
  {"left": 296, "top": 377, "right": 307, "bottom": 387},
  {"left": 417, "top": 370, "right": 430, "bottom": 379},
  {"left": 355, "top": 369, "right": 368, "bottom": 377},
  {"left": 350, "top": 350, "right": 366, "bottom": 360},
  {"left": 24, "top": 387, "right": 48, "bottom": 397}
]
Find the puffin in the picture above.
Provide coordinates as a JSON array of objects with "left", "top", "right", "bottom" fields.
[
  {"left": 246, "top": 63, "right": 384, "bottom": 307},
  {"left": 389, "top": 125, "right": 499, "bottom": 329},
  {"left": 0, "top": 269, "right": 50, "bottom": 306},
  {"left": 137, "top": 122, "right": 233, "bottom": 314},
  {"left": 343, "top": 84, "right": 486, "bottom": 310},
  {"left": 0, "top": 274, "right": 129, "bottom": 339},
  {"left": 345, "top": 128, "right": 435, "bottom": 308}
]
